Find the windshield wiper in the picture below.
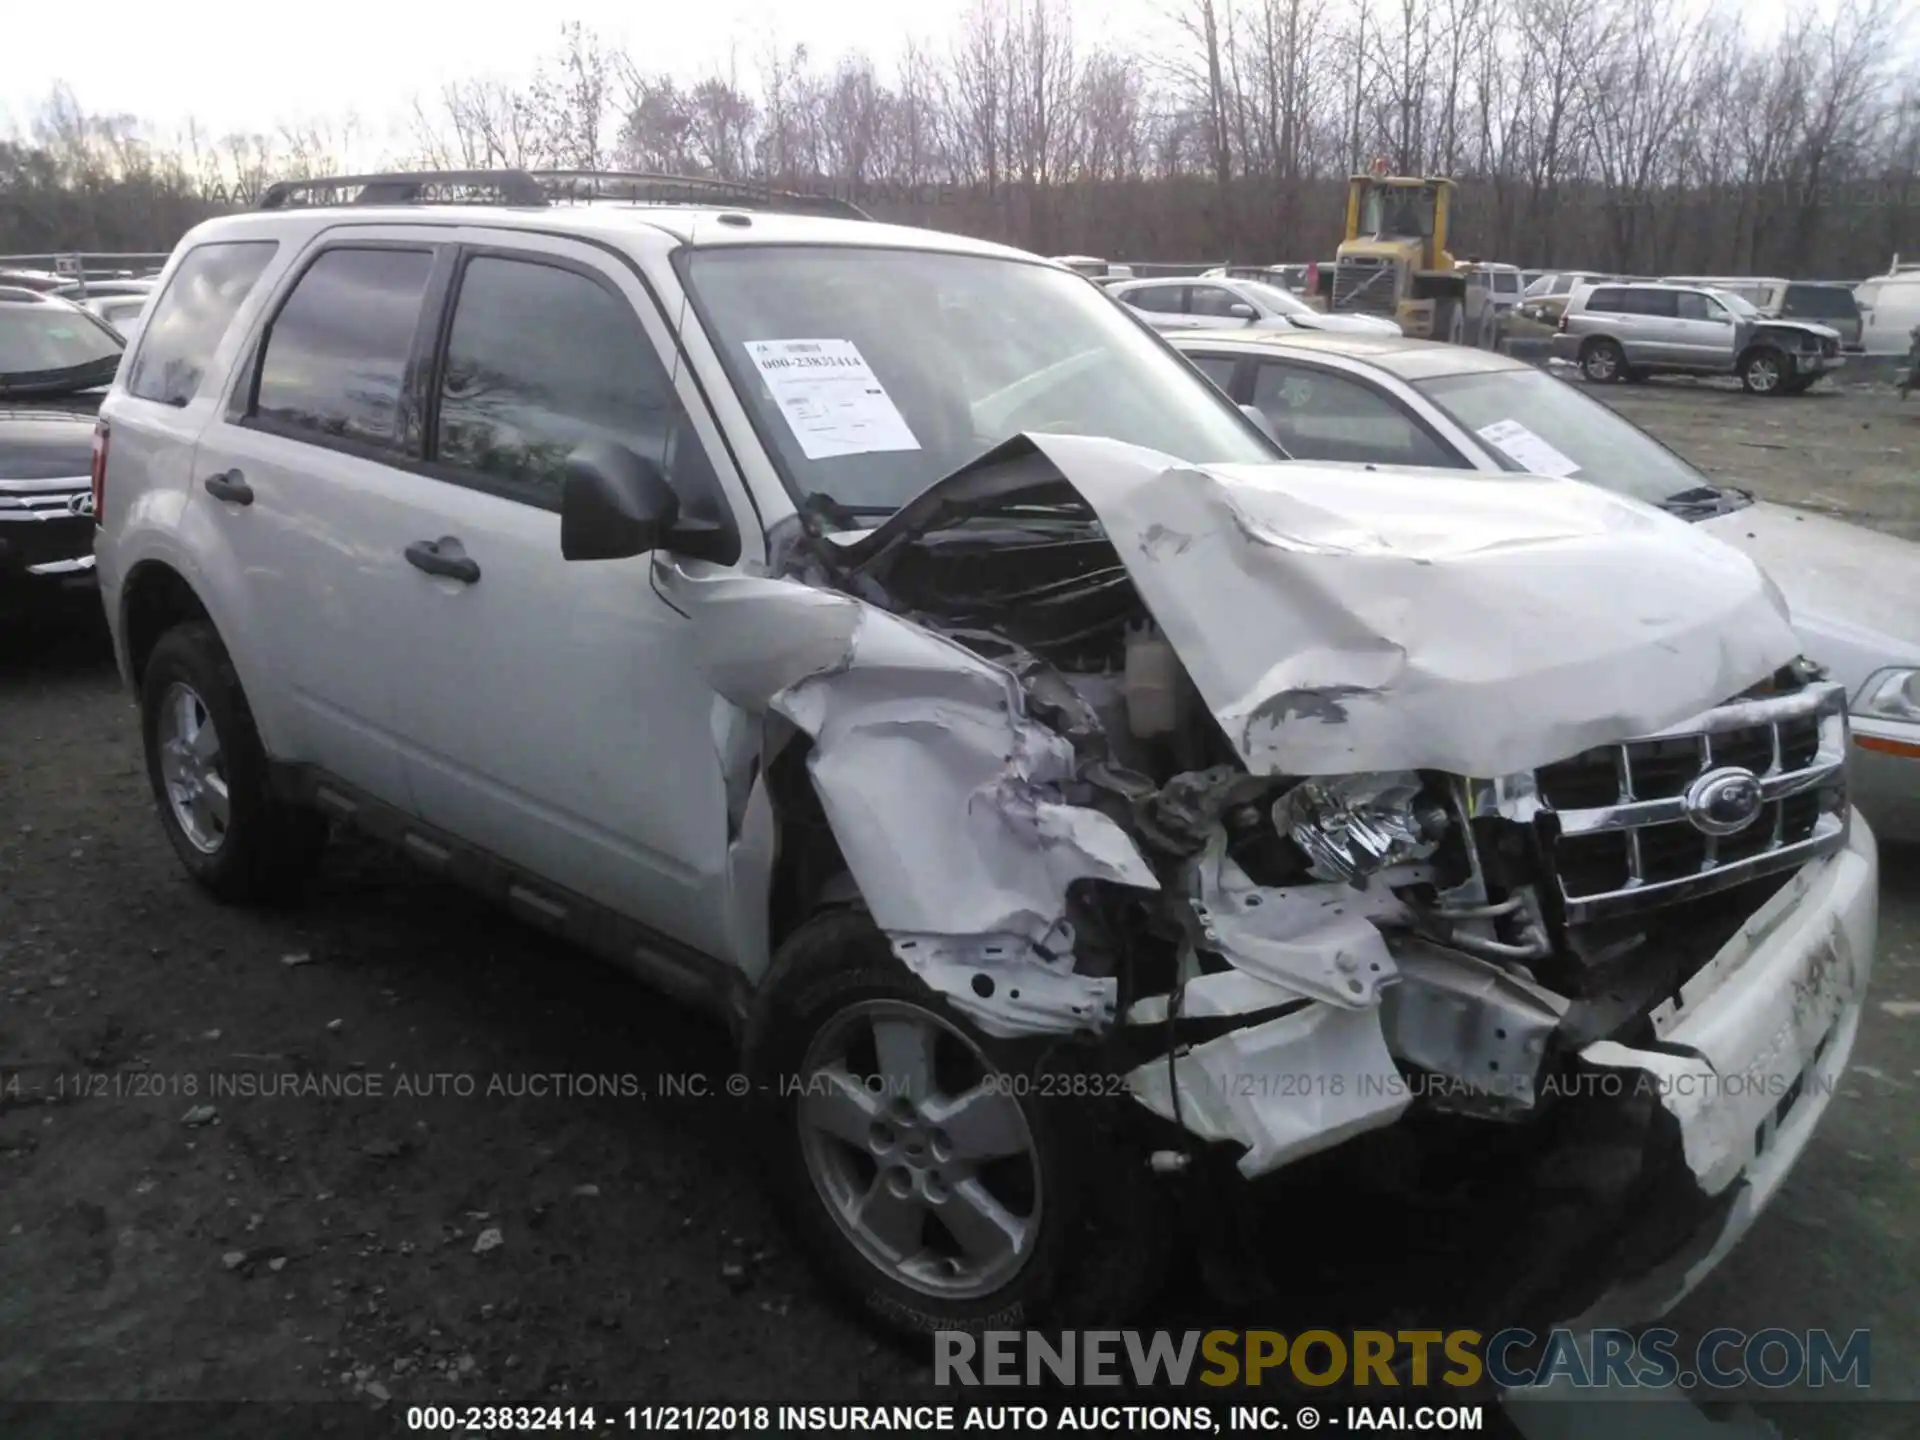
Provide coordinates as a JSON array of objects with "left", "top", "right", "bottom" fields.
[
  {"left": 1660, "top": 483, "right": 1752, "bottom": 518},
  {"left": 799, "top": 492, "right": 899, "bottom": 533}
]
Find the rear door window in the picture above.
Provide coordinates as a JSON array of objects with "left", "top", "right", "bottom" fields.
[
  {"left": 250, "top": 247, "right": 434, "bottom": 452},
  {"left": 1585, "top": 288, "right": 1626, "bottom": 313},
  {"left": 1122, "top": 285, "right": 1186, "bottom": 314},
  {"left": 126, "top": 240, "right": 278, "bottom": 406},
  {"left": 1189, "top": 286, "right": 1246, "bottom": 317}
]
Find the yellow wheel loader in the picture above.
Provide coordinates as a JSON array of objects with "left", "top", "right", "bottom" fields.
[{"left": 1318, "top": 169, "right": 1500, "bottom": 348}]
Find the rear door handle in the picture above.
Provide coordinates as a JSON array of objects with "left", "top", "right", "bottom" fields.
[
  {"left": 405, "top": 537, "right": 481, "bottom": 584},
  {"left": 203, "top": 470, "right": 253, "bottom": 505}
]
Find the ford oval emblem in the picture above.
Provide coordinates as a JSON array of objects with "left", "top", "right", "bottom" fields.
[{"left": 1683, "top": 766, "right": 1765, "bottom": 837}]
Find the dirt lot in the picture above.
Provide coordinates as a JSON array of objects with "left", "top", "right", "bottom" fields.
[{"left": 3, "top": 386, "right": 1917, "bottom": 1438}]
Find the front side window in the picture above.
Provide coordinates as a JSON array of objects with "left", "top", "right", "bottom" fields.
[
  {"left": 1188, "top": 285, "right": 1248, "bottom": 318},
  {"left": 1250, "top": 361, "right": 1455, "bottom": 467},
  {"left": 1677, "top": 291, "right": 1725, "bottom": 321},
  {"left": 682, "top": 247, "right": 1274, "bottom": 513},
  {"left": 434, "top": 255, "right": 714, "bottom": 506},
  {"left": 128, "top": 240, "right": 277, "bottom": 406},
  {"left": 253, "top": 248, "right": 432, "bottom": 449}
]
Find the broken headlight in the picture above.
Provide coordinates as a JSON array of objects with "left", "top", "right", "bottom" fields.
[{"left": 1274, "top": 771, "right": 1448, "bottom": 885}]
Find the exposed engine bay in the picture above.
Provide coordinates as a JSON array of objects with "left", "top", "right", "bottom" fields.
[{"left": 662, "top": 431, "right": 1865, "bottom": 1325}]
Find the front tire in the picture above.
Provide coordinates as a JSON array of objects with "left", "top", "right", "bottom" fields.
[
  {"left": 140, "top": 622, "right": 327, "bottom": 903},
  {"left": 743, "top": 908, "right": 1169, "bottom": 1336},
  {"left": 1741, "top": 347, "right": 1792, "bottom": 396}
]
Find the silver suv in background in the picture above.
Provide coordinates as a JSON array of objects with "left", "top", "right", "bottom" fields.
[
  {"left": 1662, "top": 276, "right": 1866, "bottom": 352},
  {"left": 1555, "top": 281, "right": 1845, "bottom": 394}
]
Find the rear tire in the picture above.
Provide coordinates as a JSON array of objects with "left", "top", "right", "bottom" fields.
[
  {"left": 743, "top": 908, "right": 1171, "bottom": 1337},
  {"left": 1581, "top": 338, "right": 1626, "bottom": 383},
  {"left": 140, "top": 622, "right": 327, "bottom": 904}
]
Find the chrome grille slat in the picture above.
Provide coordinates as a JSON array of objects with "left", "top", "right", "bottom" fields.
[{"left": 1537, "top": 681, "right": 1850, "bottom": 925}]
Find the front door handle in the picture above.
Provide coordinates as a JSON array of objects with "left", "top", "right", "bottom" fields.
[
  {"left": 405, "top": 537, "right": 481, "bottom": 584},
  {"left": 203, "top": 470, "right": 253, "bottom": 505}
]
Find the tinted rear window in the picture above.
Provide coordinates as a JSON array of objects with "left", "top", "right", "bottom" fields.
[
  {"left": 127, "top": 241, "right": 278, "bottom": 406},
  {"left": 252, "top": 248, "right": 433, "bottom": 450},
  {"left": 1784, "top": 285, "right": 1859, "bottom": 320},
  {"left": 1585, "top": 287, "right": 1627, "bottom": 312}
]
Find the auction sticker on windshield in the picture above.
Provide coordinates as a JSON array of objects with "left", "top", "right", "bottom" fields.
[
  {"left": 1476, "top": 418, "right": 1580, "bottom": 477},
  {"left": 745, "top": 338, "right": 921, "bottom": 460}
]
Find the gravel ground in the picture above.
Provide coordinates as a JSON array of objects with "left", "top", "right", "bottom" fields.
[{"left": 2, "top": 386, "right": 1916, "bottom": 1437}]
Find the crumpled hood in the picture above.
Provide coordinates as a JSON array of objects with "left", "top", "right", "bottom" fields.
[
  {"left": 1755, "top": 318, "right": 1841, "bottom": 344},
  {"left": 1010, "top": 435, "right": 1803, "bottom": 777},
  {"left": 1698, "top": 501, "right": 1920, "bottom": 661}
]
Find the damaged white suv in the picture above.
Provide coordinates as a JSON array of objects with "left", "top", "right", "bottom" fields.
[{"left": 95, "top": 172, "right": 1877, "bottom": 1338}]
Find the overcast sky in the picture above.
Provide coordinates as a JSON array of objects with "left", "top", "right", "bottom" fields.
[
  {"left": 0, "top": 0, "right": 991, "bottom": 153},
  {"left": 0, "top": 0, "right": 1872, "bottom": 162}
]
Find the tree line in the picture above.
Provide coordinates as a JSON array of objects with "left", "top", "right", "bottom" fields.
[{"left": 3, "top": 0, "right": 1915, "bottom": 278}]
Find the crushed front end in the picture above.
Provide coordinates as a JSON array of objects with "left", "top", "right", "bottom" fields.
[{"left": 670, "top": 432, "right": 1877, "bottom": 1329}]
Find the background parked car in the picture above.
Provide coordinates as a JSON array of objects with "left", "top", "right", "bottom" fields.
[
  {"left": 1111, "top": 274, "right": 1402, "bottom": 335},
  {"left": 1168, "top": 328, "right": 1920, "bottom": 841},
  {"left": 1516, "top": 270, "right": 1614, "bottom": 323},
  {"left": 0, "top": 286, "right": 122, "bottom": 612},
  {"left": 1554, "top": 281, "right": 1843, "bottom": 394}
]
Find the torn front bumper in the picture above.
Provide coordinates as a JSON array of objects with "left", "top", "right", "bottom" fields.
[
  {"left": 1561, "top": 816, "right": 1878, "bottom": 1328},
  {"left": 1125, "top": 813, "right": 1877, "bottom": 1275}
]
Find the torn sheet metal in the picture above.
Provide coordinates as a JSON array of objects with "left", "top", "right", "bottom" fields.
[
  {"left": 1378, "top": 939, "right": 1568, "bottom": 1112},
  {"left": 1189, "top": 830, "right": 1404, "bottom": 1008},
  {"left": 889, "top": 931, "right": 1116, "bottom": 1036},
  {"left": 657, "top": 562, "right": 1160, "bottom": 1018},
  {"left": 1006, "top": 434, "right": 1803, "bottom": 778},
  {"left": 1127, "top": 1002, "right": 1410, "bottom": 1177}
]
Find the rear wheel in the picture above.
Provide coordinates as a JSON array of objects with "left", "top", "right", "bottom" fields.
[
  {"left": 744, "top": 908, "right": 1170, "bottom": 1335},
  {"left": 1581, "top": 338, "right": 1626, "bottom": 383},
  {"left": 1740, "top": 347, "right": 1792, "bottom": 396},
  {"left": 1435, "top": 300, "right": 1466, "bottom": 346},
  {"left": 140, "top": 623, "right": 327, "bottom": 903}
]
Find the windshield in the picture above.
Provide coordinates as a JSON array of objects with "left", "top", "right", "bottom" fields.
[
  {"left": 682, "top": 247, "right": 1276, "bottom": 513},
  {"left": 0, "top": 302, "right": 123, "bottom": 386},
  {"left": 1709, "top": 289, "right": 1762, "bottom": 318},
  {"left": 1360, "top": 184, "right": 1435, "bottom": 239},
  {"left": 1236, "top": 280, "right": 1314, "bottom": 317},
  {"left": 1413, "top": 367, "right": 1734, "bottom": 511}
]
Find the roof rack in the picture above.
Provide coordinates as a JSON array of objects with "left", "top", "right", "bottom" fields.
[
  {"left": 531, "top": 169, "right": 872, "bottom": 221},
  {"left": 254, "top": 168, "right": 871, "bottom": 221},
  {"left": 257, "top": 171, "right": 551, "bottom": 209}
]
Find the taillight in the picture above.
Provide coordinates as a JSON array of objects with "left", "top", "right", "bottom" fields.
[{"left": 90, "top": 419, "right": 109, "bottom": 525}]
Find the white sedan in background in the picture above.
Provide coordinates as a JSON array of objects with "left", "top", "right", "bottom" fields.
[
  {"left": 1112, "top": 274, "right": 1402, "bottom": 336},
  {"left": 1170, "top": 328, "right": 1920, "bottom": 842}
]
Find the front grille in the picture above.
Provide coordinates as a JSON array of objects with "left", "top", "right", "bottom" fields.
[
  {"left": 1331, "top": 258, "right": 1398, "bottom": 316},
  {"left": 0, "top": 478, "right": 94, "bottom": 575},
  {"left": 1536, "top": 681, "right": 1849, "bottom": 924}
]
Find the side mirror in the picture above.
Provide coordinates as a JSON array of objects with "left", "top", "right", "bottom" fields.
[
  {"left": 1239, "top": 404, "right": 1279, "bottom": 444},
  {"left": 1229, "top": 302, "right": 1257, "bottom": 320},
  {"left": 561, "top": 442, "right": 678, "bottom": 561}
]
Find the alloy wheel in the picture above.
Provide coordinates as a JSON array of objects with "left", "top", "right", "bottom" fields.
[
  {"left": 796, "top": 998, "right": 1042, "bottom": 1300},
  {"left": 156, "top": 681, "right": 229, "bottom": 854}
]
